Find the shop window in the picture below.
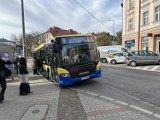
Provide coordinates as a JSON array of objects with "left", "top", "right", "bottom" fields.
[
  {"left": 142, "top": 37, "right": 149, "bottom": 50},
  {"left": 155, "top": 5, "right": 160, "bottom": 21},
  {"left": 142, "top": 11, "right": 148, "bottom": 25}
]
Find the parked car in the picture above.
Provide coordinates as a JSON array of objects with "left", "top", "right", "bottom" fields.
[
  {"left": 126, "top": 50, "right": 160, "bottom": 66},
  {"left": 107, "top": 52, "right": 127, "bottom": 64},
  {"left": 97, "top": 45, "right": 127, "bottom": 63}
]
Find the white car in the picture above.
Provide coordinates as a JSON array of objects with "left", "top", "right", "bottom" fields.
[{"left": 107, "top": 52, "right": 126, "bottom": 64}]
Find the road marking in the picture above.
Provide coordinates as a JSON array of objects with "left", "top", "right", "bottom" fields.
[
  {"left": 100, "top": 95, "right": 115, "bottom": 101},
  {"left": 114, "top": 100, "right": 129, "bottom": 106},
  {"left": 86, "top": 91, "right": 99, "bottom": 97},
  {"left": 135, "top": 67, "right": 141, "bottom": 69},
  {"left": 154, "top": 114, "right": 160, "bottom": 119},
  {"left": 129, "top": 105, "right": 153, "bottom": 115},
  {"left": 151, "top": 66, "right": 159, "bottom": 71},
  {"left": 143, "top": 67, "right": 150, "bottom": 70}
]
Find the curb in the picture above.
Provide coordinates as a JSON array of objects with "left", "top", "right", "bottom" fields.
[{"left": 80, "top": 90, "right": 160, "bottom": 119}]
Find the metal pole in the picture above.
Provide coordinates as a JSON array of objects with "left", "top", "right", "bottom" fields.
[
  {"left": 108, "top": 19, "right": 114, "bottom": 41},
  {"left": 113, "top": 20, "right": 115, "bottom": 41},
  {"left": 21, "top": 0, "right": 26, "bottom": 58}
]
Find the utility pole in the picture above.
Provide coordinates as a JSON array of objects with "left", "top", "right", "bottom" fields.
[
  {"left": 21, "top": 0, "right": 26, "bottom": 58},
  {"left": 108, "top": 19, "right": 115, "bottom": 41}
]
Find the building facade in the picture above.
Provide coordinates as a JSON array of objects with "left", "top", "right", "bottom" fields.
[{"left": 122, "top": 0, "right": 160, "bottom": 54}]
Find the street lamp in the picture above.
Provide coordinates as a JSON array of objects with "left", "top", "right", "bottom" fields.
[
  {"left": 108, "top": 19, "right": 115, "bottom": 41},
  {"left": 21, "top": 0, "right": 26, "bottom": 58}
]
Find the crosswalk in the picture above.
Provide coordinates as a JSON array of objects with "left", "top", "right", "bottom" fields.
[{"left": 102, "top": 63, "right": 160, "bottom": 72}]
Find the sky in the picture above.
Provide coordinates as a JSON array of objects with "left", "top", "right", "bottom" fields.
[{"left": 0, "top": 0, "right": 122, "bottom": 40}]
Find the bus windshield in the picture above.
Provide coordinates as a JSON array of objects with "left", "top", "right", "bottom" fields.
[
  {"left": 57, "top": 36, "right": 99, "bottom": 65},
  {"left": 61, "top": 42, "right": 99, "bottom": 65}
]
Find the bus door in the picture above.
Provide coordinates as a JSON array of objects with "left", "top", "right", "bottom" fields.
[{"left": 51, "top": 43, "right": 61, "bottom": 82}]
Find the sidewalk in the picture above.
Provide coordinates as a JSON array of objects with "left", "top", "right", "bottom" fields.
[{"left": 0, "top": 74, "right": 160, "bottom": 120}]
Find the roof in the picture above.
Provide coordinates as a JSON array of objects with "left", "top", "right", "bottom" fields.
[
  {"left": 0, "top": 38, "right": 12, "bottom": 42},
  {"left": 55, "top": 34, "right": 93, "bottom": 38},
  {"left": 0, "top": 42, "right": 15, "bottom": 52},
  {"left": 47, "top": 26, "right": 79, "bottom": 37}
]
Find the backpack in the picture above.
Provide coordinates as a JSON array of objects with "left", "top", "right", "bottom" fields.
[{"left": 20, "top": 83, "right": 29, "bottom": 95}]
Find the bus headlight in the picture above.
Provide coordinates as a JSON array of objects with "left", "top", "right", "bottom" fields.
[
  {"left": 96, "top": 67, "right": 101, "bottom": 70},
  {"left": 96, "top": 61, "right": 101, "bottom": 70},
  {"left": 61, "top": 74, "right": 70, "bottom": 77}
]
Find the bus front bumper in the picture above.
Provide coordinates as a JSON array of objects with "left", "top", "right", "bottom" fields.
[{"left": 58, "top": 69, "right": 101, "bottom": 86}]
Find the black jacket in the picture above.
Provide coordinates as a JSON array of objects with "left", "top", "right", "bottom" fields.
[
  {"left": 19, "top": 65, "right": 28, "bottom": 74},
  {"left": 0, "top": 59, "right": 12, "bottom": 72}
]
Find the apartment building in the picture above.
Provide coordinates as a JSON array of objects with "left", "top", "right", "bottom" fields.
[{"left": 122, "top": 0, "right": 160, "bottom": 54}]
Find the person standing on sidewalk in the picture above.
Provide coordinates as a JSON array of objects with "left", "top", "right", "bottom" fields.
[
  {"left": 13, "top": 56, "right": 19, "bottom": 74},
  {"left": 36, "top": 57, "right": 41, "bottom": 75},
  {"left": 0, "top": 55, "right": 12, "bottom": 104},
  {"left": 19, "top": 57, "right": 31, "bottom": 95},
  {"left": 32, "top": 57, "right": 37, "bottom": 75}
]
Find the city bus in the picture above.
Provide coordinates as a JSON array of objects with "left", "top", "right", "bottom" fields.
[{"left": 33, "top": 34, "right": 101, "bottom": 86}]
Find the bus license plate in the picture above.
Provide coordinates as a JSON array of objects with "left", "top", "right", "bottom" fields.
[{"left": 81, "top": 76, "right": 89, "bottom": 80}]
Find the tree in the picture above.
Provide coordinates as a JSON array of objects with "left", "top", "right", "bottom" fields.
[
  {"left": 115, "top": 30, "right": 122, "bottom": 45},
  {"left": 10, "top": 34, "right": 22, "bottom": 44},
  {"left": 96, "top": 32, "right": 112, "bottom": 46},
  {"left": 10, "top": 31, "right": 42, "bottom": 56}
]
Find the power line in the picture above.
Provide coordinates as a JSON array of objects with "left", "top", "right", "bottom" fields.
[{"left": 74, "top": 0, "right": 112, "bottom": 32}]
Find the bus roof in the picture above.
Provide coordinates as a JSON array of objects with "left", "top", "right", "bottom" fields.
[
  {"left": 33, "top": 43, "right": 45, "bottom": 52},
  {"left": 33, "top": 34, "right": 94, "bottom": 52},
  {"left": 55, "top": 34, "right": 93, "bottom": 38}
]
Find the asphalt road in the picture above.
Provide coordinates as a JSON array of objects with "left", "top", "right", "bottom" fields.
[{"left": 71, "top": 65, "right": 160, "bottom": 114}]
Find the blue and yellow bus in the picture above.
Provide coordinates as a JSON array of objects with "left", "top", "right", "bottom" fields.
[{"left": 33, "top": 34, "right": 101, "bottom": 86}]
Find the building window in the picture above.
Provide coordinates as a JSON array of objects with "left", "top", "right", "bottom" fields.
[
  {"left": 128, "top": 18, "right": 133, "bottom": 31},
  {"left": 142, "top": 37, "right": 149, "bottom": 50},
  {"left": 142, "top": 11, "right": 148, "bottom": 25},
  {"left": 155, "top": 5, "right": 160, "bottom": 21},
  {"left": 129, "top": 0, "right": 133, "bottom": 10}
]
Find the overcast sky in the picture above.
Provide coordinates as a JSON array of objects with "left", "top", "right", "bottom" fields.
[{"left": 0, "top": 0, "right": 122, "bottom": 40}]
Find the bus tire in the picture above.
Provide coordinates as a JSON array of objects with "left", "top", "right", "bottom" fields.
[
  {"left": 47, "top": 69, "right": 50, "bottom": 79},
  {"left": 49, "top": 70, "right": 53, "bottom": 81}
]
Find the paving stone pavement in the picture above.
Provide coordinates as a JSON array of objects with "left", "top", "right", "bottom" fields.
[{"left": 0, "top": 74, "right": 160, "bottom": 120}]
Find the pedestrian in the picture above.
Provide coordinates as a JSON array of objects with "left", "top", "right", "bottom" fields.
[
  {"left": 32, "top": 57, "right": 37, "bottom": 75},
  {"left": 19, "top": 57, "right": 31, "bottom": 95},
  {"left": 13, "top": 56, "right": 19, "bottom": 74},
  {"left": 0, "top": 55, "right": 12, "bottom": 104},
  {"left": 36, "top": 57, "right": 41, "bottom": 75}
]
